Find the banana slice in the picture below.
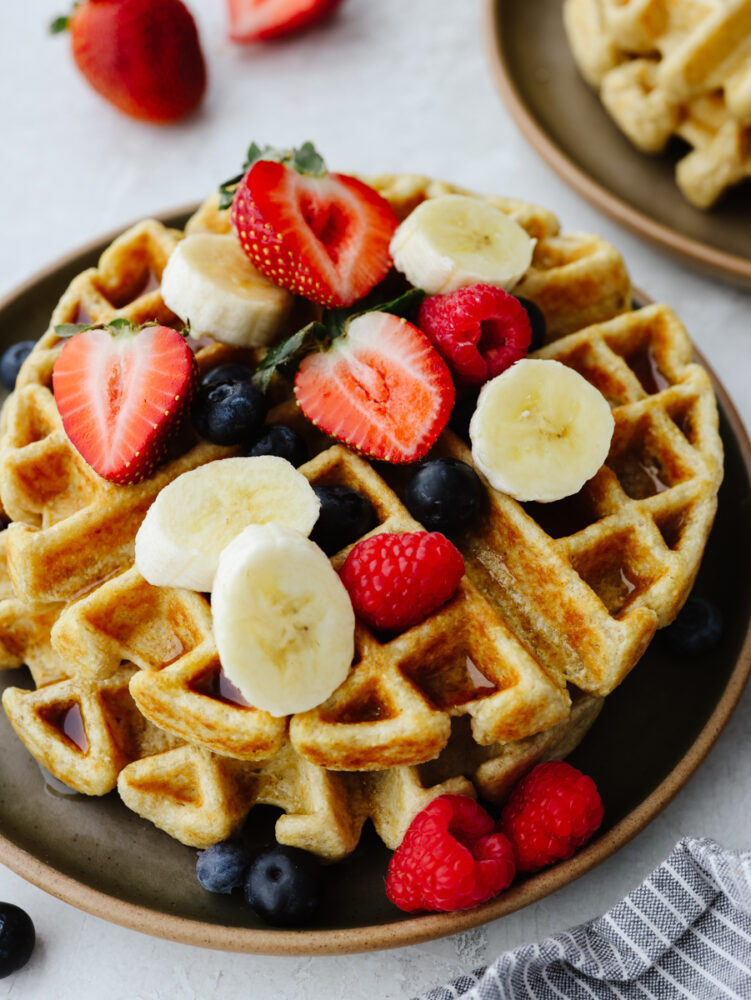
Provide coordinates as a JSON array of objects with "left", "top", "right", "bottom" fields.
[
  {"left": 212, "top": 523, "right": 355, "bottom": 717},
  {"left": 389, "top": 194, "right": 535, "bottom": 295},
  {"left": 135, "top": 456, "right": 320, "bottom": 592},
  {"left": 161, "top": 232, "right": 294, "bottom": 348},
  {"left": 469, "top": 359, "right": 615, "bottom": 503}
]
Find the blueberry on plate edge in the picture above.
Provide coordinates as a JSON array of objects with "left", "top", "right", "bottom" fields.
[
  {"left": 0, "top": 341, "right": 36, "bottom": 391},
  {"left": 0, "top": 903, "right": 35, "bottom": 979},
  {"left": 196, "top": 840, "right": 253, "bottom": 894},
  {"left": 661, "top": 596, "right": 723, "bottom": 656},
  {"left": 244, "top": 845, "right": 322, "bottom": 928}
]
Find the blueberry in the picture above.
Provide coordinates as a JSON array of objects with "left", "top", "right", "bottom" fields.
[
  {"left": 244, "top": 425, "right": 308, "bottom": 467},
  {"left": 0, "top": 903, "right": 35, "bottom": 979},
  {"left": 662, "top": 596, "right": 723, "bottom": 656},
  {"left": 192, "top": 380, "right": 267, "bottom": 446},
  {"left": 0, "top": 341, "right": 35, "bottom": 391},
  {"left": 310, "top": 485, "right": 377, "bottom": 555},
  {"left": 196, "top": 840, "right": 253, "bottom": 894},
  {"left": 244, "top": 846, "right": 322, "bottom": 928},
  {"left": 405, "top": 458, "right": 483, "bottom": 533},
  {"left": 515, "top": 297, "right": 546, "bottom": 352},
  {"left": 200, "top": 363, "right": 254, "bottom": 387}
]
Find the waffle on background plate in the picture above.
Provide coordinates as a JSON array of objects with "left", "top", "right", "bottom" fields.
[
  {"left": 563, "top": 0, "right": 751, "bottom": 208},
  {"left": 0, "top": 174, "right": 723, "bottom": 858}
]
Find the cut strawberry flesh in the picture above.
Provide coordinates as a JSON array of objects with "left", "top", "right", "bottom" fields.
[
  {"left": 52, "top": 325, "right": 195, "bottom": 484},
  {"left": 227, "top": 0, "right": 345, "bottom": 42},
  {"left": 232, "top": 161, "right": 398, "bottom": 308},
  {"left": 294, "top": 312, "right": 454, "bottom": 463}
]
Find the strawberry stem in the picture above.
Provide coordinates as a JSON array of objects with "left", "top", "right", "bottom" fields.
[
  {"left": 251, "top": 288, "right": 425, "bottom": 393},
  {"left": 218, "top": 141, "right": 326, "bottom": 210}
]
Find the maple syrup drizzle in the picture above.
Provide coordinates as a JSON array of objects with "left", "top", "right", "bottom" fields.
[
  {"left": 626, "top": 345, "right": 670, "bottom": 395},
  {"left": 189, "top": 666, "right": 252, "bottom": 708},
  {"left": 60, "top": 703, "right": 89, "bottom": 753},
  {"left": 73, "top": 302, "right": 93, "bottom": 325}
]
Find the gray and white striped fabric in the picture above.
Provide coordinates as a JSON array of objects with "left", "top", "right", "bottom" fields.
[{"left": 415, "top": 839, "right": 751, "bottom": 1000}]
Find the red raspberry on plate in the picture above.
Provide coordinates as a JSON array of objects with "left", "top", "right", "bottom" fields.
[
  {"left": 500, "top": 761, "right": 604, "bottom": 872},
  {"left": 418, "top": 284, "right": 531, "bottom": 386},
  {"left": 340, "top": 531, "right": 464, "bottom": 632},
  {"left": 386, "top": 796, "right": 516, "bottom": 913}
]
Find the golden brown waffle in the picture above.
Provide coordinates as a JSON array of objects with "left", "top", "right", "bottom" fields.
[
  {"left": 564, "top": 0, "right": 751, "bottom": 207},
  {"left": 0, "top": 530, "right": 67, "bottom": 686},
  {"left": 0, "top": 219, "right": 273, "bottom": 606},
  {"left": 0, "top": 175, "right": 721, "bottom": 860},
  {"left": 115, "top": 697, "right": 603, "bottom": 855}
]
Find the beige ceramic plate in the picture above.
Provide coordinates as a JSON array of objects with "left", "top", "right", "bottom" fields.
[
  {"left": 0, "top": 218, "right": 750, "bottom": 954},
  {"left": 486, "top": 0, "right": 751, "bottom": 286}
]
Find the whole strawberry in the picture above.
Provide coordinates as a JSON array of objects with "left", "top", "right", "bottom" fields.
[
  {"left": 500, "top": 761, "right": 603, "bottom": 872},
  {"left": 53, "top": 0, "right": 206, "bottom": 123},
  {"left": 386, "top": 796, "right": 516, "bottom": 913}
]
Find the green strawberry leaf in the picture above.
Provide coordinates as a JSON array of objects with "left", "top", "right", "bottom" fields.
[
  {"left": 252, "top": 321, "right": 329, "bottom": 393},
  {"left": 54, "top": 317, "right": 141, "bottom": 341},
  {"left": 54, "top": 322, "right": 95, "bottom": 339},
  {"left": 250, "top": 288, "right": 426, "bottom": 394},
  {"left": 217, "top": 141, "right": 327, "bottom": 210}
]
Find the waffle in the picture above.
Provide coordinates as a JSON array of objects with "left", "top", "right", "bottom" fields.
[
  {"left": 563, "top": 0, "right": 751, "bottom": 207},
  {"left": 0, "top": 219, "right": 279, "bottom": 606},
  {"left": 0, "top": 176, "right": 721, "bottom": 860}
]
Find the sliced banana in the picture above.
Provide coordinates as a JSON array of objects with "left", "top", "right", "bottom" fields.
[
  {"left": 135, "top": 456, "right": 320, "bottom": 592},
  {"left": 469, "top": 358, "right": 615, "bottom": 503},
  {"left": 212, "top": 523, "right": 355, "bottom": 717},
  {"left": 161, "top": 232, "right": 294, "bottom": 348},
  {"left": 389, "top": 194, "right": 535, "bottom": 295}
]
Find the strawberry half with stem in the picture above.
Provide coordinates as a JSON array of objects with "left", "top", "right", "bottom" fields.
[
  {"left": 229, "top": 142, "right": 398, "bottom": 309},
  {"left": 52, "top": 320, "right": 197, "bottom": 484},
  {"left": 227, "top": 0, "right": 346, "bottom": 42},
  {"left": 294, "top": 310, "right": 455, "bottom": 463}
]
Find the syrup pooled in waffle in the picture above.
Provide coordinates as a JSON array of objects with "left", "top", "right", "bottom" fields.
[{"left": 563, "top": 0, "right": 751, "bottom": 206}]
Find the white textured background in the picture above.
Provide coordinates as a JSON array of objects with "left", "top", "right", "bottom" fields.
[{"left": 0, "top": 1, "right": 749, "bottom": 998}]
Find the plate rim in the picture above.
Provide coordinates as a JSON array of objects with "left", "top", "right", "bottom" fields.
[
  {"left": 484, "top": 0, "right": 751, "bottom": 287},
  {"left": 0, "top": 214, "right": 750, "bottom": 956}
]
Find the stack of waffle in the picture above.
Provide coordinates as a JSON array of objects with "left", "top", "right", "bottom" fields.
[
  {"left": 563, "top": 0, "right": 751, "bottom": 207},
  {"left": 0, "top": 175, "right": 723, "bottom": 860}
]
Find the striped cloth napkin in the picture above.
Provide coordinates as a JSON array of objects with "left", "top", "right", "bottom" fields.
[{"left": 414, "top": 839, "right": 751, "bottom": 1000}]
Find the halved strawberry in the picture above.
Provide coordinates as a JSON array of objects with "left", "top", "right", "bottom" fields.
[
  {"left": 227, "top": 0, "right": 346, "bottom": 41},
  {"left": 230, "top": 144, "right": 398, "bottom": 309},
  {"left": 52, "top": 322, "right": 196, "bottom": 484},
  {"left": 294, "top": 311, "right": 455, "bottom": 463}
]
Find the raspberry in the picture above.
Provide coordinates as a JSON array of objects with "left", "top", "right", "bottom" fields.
[
  {"left": 340, "top": 531, "right": 464, "bottom": 632},
  {"left": 418, "top": 284, "right": 532, "bottom": 386},
  {"left": 386, "top": 795, "right": 516, "bottom": 913},
  {"left": 500, "top": 761, "right": 604, "bottom": 872}
]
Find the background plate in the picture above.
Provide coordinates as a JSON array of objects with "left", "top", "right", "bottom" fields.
[
  {"left": 486, "top": 0, "right": 751, "bottom": 287},
  {"left": 0, "top": 215, "right": 750, "bottom": 955}
]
